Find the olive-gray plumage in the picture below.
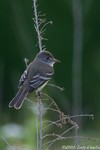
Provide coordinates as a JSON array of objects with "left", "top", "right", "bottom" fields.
[{"left": 9, "top": 51, "right": 59, "bottom": 109}]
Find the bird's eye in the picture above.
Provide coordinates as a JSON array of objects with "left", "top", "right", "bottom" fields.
[{"left": 46, "top": 57, "right": 50, "bottom": 61}]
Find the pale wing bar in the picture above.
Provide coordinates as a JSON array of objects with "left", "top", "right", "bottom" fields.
[{"left": 29, "top": 72, "right": 53, "bottom": 92}]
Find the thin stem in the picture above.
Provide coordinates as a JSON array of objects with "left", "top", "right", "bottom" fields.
[
  {"left": 33, "top": 0, "right": 42, "bottom": 52},
  {"left": 43, "top": 119, "right": 62, "bottom": 131},
  {"left": 37, "top": 91, "right": 42, "bottom": 150},
  {"left": 0, "top": 136, "right": 14, "bottom": 150},
  {"left": 36, "top": 117, "right": 38, "bottom": 150},
  {"left": 69, "top": 114, "right": 94, "bottom": 119},
  {"left": 47, "top": 83, "right": 64, "bottom": 91}
]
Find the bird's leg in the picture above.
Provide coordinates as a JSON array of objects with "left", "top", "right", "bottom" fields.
[{"left": 36, "top": 91, "right": 42, "bottom": 99}]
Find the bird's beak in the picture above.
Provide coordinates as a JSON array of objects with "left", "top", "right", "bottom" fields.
[{"left": 54, "top": 58, "right": 61, "bottom": 63}]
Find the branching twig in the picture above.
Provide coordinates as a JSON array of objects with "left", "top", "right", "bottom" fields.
[
  {"left": 47, "top": 83, "right": 64, "bottom": 91},
  {"left": 42, "top": 93, "right": 61, "bottom": 114},
  {"left": 42, "top": 92, "right": 79, "bottom": 127},
  {"left": 44, "top": 126, "right": 75, "bottom": 149},
  {"left": 26, "top": 98, "right": 37, "bottom": 106},
  {"left": 43, "top": 119, "right": 63, "bottom": 131},
  {"left": 24, "top": 58, "right": 29, "bottom": 67},
  {"left": 69, "top": 114, "right": 94, "bottom": 119}
]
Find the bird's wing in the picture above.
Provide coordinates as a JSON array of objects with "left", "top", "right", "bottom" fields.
[
  {"left": 18, "top": 69, "right": 29, "bottom": 88},
  {"left": 18, "top": 61, "right": 53, "bottom": 92},
  {"left": 29, "top": 72, "right": 53, "bottom": 93}
]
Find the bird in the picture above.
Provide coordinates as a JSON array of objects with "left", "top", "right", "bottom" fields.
[{"left": 9, "top": 50, "right": 60, "bottom": 109}]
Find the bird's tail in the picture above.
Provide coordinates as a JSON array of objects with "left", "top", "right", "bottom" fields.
[{"left": 9, "top": 87, "right": 28, "bottom": 109}]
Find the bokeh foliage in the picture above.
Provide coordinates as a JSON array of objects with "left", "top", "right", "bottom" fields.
[{"left": 0, "top": 0, "right": 100, "bottom": 148}]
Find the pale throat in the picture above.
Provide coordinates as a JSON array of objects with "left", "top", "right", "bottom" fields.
[{"left": 49, "top": 62, "right": 55, "bottom": 67}]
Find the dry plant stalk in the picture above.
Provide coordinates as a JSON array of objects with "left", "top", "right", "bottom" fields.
[{"left": 40, "top": 93, "right": 96, "bottom": 149}]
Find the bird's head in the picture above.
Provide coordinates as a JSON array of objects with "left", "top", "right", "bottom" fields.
[{"left": 36, "top": 51, "right": 60, "bottom": 67}]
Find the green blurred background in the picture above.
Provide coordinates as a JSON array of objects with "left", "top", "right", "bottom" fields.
[{"left": 0, "top": 0, "right": 100, "bottom": 149}]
